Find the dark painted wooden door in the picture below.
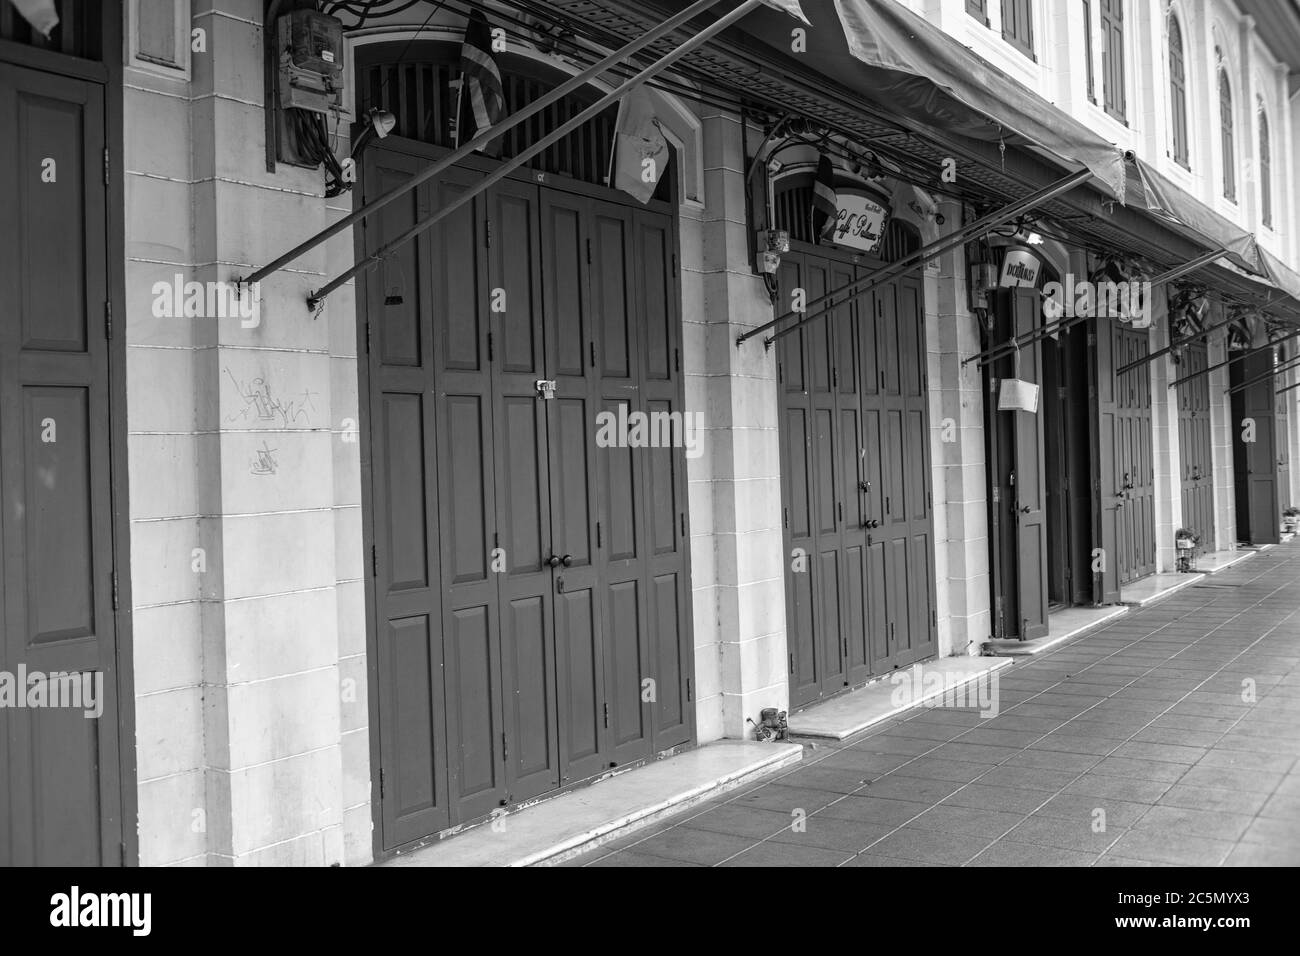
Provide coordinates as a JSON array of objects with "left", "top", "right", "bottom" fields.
[
  {"left": 1005, "top": 290, "right": 1049, "bottom": 640},
  {"left": 1176, "top": 343, "right": 1215, "bottom": 546},
  {"left": 872, "top": 278, "right": 938, "bottom": 668},
  {"left": 0, "top": 63, "right": 124, "bottom": 865},
  {"left": 365, "top": 144, "right": 692, "bottom": 850},
  {"left": 1095, "top": 319, "right": 1155, "bottom": 591},
  {"left": 779, "top": 251, "right": 935, "bottom": 707},
  {"left": 778, "top": 253, "right": 844, "bottom": 705},
  {"left": 1231, "top": 350, "right": 1280, "bottom": 545}
]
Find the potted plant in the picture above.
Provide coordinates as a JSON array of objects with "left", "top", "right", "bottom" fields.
[
  {"left": 1175, "top": 528, "right": 1199, "bottom": 550},
  {"left": 1284, "top": 507, "right": 1300, "bottom": 534}
]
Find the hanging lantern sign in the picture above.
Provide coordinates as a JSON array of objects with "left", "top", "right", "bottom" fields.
[
  {"left": 824, "top": 184, "right": 891, "bottom": 253},
  {"left": 999, "top": 246, "right": 1041, "bottom": 288}
]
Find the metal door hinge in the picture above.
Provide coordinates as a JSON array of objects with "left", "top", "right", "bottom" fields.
[
  {"left": 103, "top": 147, "right": 110, "bottom": 186},
  {"left": 365, "top": 320, "right": 372, "bottom": 353},
  {"left": 674, "top": 348, "right": 680, "bottom": 373},
  {"left": 596, "top": 521, "right": 602, "bottom": 549},
  {"left": 789, "top": 653, "right": 795, "bottom": 675},
  {"left": 602, "top": 702, "right": 609, "bottom": 728},
  {"left": 111, "top": 571, "right": 119, "bottom": 611},
  {"left": 832, "top": 367, "right": 838, "bottom": 387},
  {"left": 672, "top": 253, "right": 677, "bottom": 277},
  {"left": 379, "top": 768, "right": 385, "bottom": 798},
  {"left": 487, "top": 331, "right": 494, "bottom": 362},
  {"left": 586, "top": 238, "right": 592, "bottom": 264},
  {"left": 686, "top": 677, "right": 692, "bottom": 702},
  {"left": 680, "top": 513, "right": 686, "bottom": 537},
  {"left": 485, "top": 219, "right": 492, "bottom": 247},
  {"left": 992, "top": 486, "right": 1000, "bottom": 503},
  {"left": 931, "top": 609, "right": 937, "bottom": 629},
  {"left": 590, "top": 341, "right": 596, "bottom": 368},
  {"left": 777, "top": 362, "right": 783, "bottom": 384},
  {"left": 535, "top": 379, "right": 556, "bottom": 399},
  {"left": 371, "top": 545, "right": 378, "bottom": 576},
  {"left": 104, "top": 300, "right": 113, "bottom": 339},
  {"left": 501, "top": 731, "right": 508, "bottom": 760}
]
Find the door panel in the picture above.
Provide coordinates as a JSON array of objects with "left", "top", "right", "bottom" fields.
[
  {"left": 1232, "top": 350, "right": 1280, "bottom": 544},
  {"left": 490, "top": 181, "right": 560, "bottom": 804},
  {"left": 0, "top": 63, "right": 122, "bottom": 866},
  {"left": 1177, "top": 344, "right": 1215, "bottom": 546},
  {"left": 1008, "top": 289, "right": 1049, "bottom": 640}
]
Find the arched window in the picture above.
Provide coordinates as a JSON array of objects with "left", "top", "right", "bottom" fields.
[
  {"left": 1169, "top": 16, "right": 1189, "bottom": 167},
  {"left": 1259, "top": 101, "right": 1273, "bottom": 228},
  {"left": 1219, "top": 65, "right": 1236, "bottom": 201}
]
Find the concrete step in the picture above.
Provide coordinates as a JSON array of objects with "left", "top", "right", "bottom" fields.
[
  {"left": 380, "top": 740, "right": 802, "bottom": 867},
  {"left": 1195, "top": 549, "right": 1257, "bottom": 574},
  {"left": 987, "top": 604, "right": 1129, "bottom": 657},
  {"left": 1119, "top": 572, "right": 1206, "bottom": 606},
  {"left": 786, "top": 656, "right": 1013, "bottom": 741}
]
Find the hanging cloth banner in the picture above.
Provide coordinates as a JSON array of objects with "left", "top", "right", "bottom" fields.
[
  {"left": 611, "top": 87, "right": 670, "bottom": 204},
  {"left": 760, "top": 0, "right": 810, "bottom": 22},
  {"left": 810, "top": 152, "right": 838, "bottom": 242},
  {"left": 457, "top": 9, "right": 507, "bottom": 155},
  {"left": 9, "top": 0, "right": 58, "bottom": 37}
]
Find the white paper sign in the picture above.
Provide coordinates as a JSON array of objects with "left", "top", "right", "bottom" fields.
[{"left": 998, "top": 378, "right": 1040, "bottom": 413}]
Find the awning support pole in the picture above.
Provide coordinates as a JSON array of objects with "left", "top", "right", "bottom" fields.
[
  {"left": 970, "top": 249, "right": 1229, "bottom": 370},
  {"left": 1114, "top": 316, "right": 1236, "bottom": 377},
  {"left": 238, "top": 0, "right": 733, "bottom": 289},
  {"left": 306, "top": 0, "right": 766, "bottom": 309},
  {"left": 1168, "top": 330, "right": 1300, "bottom": 389},
  {"left": 1224, "top": 355, "right": 1300, "bottom": 395},
  {"left": 737, "top": 168, "right": 1095, "bottom": 348}
]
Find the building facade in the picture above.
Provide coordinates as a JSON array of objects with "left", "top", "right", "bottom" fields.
[{"left": 1, "top": 0, "right": 1298, "bottom": 865}]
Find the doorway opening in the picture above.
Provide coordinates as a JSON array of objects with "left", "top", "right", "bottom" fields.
[{"left": 1041, "top": 310, "right": 1094, "bottom": 609}]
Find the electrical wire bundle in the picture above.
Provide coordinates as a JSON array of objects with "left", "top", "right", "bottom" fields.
[
  {"left": 288, "top": 107, "right": 350, "bottom": 196},
  {"left": 321, "top": 1, "right": 425, "bottom": 29}
]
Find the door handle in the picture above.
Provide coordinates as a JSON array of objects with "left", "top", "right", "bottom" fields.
[
  {"left": 1019, "top": 506, "right": 1031, "bottom": 514},
  {"left": 546, "top": 555, "right": 562, "bottom": 568},
  {"left": 560, "top": 554, "right": 573, "bottom": 567},
  {"left": 858, "top": 480, "right": 871, "bottom": 493}
]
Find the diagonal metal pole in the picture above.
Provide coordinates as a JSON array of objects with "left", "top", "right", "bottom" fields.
[
  {"left": 1276, "top": 378, "right": 1300, "bottom": 396},
  {"left": 1114, "top": 316, "right": 1237, "bottom": 376},
  {"left": 1224, "top": 354, "right": 1300, "bottom": 395},
  {"left": 1169, "top": 329, "right": 1300, "bottom": 388},
  {"left": 307, "top": 0, "right": 767, "bottom": 308},
  {"left": 238, "top": 0, "right": 734, "bottom": 288},
  {"left": 739, "top": 168, "right": 1095, "bottom": 348},
  {"left": 971, "top": 252, "right": 1229, "bottom": 370}
]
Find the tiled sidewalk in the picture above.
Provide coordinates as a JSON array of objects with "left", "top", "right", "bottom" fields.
[{"left": 570, "top": 544, "right": 1300, "bottom": 867}]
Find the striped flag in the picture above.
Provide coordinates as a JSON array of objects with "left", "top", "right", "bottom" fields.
[
  {"left": 458, "top": 10, "right": 506, "bottom": 154},
  {"left": 811, "top": 153, "right": 838, "bottom": 243}
]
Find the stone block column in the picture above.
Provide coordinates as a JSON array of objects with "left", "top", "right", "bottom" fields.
[{"left": 684, "top": 108, "right": 787, "bottom": 740}]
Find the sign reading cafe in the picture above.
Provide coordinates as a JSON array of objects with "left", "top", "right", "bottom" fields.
[{"left": 826, "top": 185, "right": 891, "bottom": 253}]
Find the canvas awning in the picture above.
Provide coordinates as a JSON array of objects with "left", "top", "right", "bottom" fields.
[
  {"left": 1126, "top": 157, "right": 1264, "bottom": 275},
  {"left": 1262, "top": 249, "right": 1300, "bottom": 307},
  {"left": 730, "top": 0, "right": 1127, "bottom": 199}
]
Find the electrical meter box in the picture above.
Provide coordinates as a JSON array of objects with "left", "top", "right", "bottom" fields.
[{"left": 286, "top": 9, "right": 343, "bottom": 78}]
